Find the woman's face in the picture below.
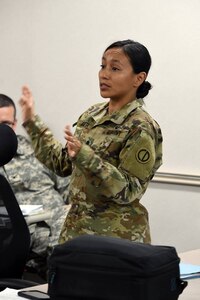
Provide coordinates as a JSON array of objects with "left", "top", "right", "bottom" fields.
[{"left": 99, "top": 48, "right": 138, "bottom": 103}]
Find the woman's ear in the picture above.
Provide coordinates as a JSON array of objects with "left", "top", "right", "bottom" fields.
[{"left": 133, "top": 72, "right": 147, "bottom": 88}]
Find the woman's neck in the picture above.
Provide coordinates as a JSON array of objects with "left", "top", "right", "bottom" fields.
[{"left": 108, "top": 96, "right": 136, "bottom": 114}]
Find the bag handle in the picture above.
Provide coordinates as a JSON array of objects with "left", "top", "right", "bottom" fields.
[{"left": 179, "top": 279, "right": 188, "bottom": 294}]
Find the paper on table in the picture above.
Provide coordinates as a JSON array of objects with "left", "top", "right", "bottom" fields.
[
  {"left": 19, "top": 205, "right": 43, "bottom": 216},
  {"left": 0, "top": 288, "right": 18, "bottom": 300},
  {"left": 180, "top": 262, "right": 200, "bottom": 279}
]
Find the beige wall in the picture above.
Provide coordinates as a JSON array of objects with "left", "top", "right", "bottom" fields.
[{"left": 142, "top": 182, "right": 200, "bottom": 252}]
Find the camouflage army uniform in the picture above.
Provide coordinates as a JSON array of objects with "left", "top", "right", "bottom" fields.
[
  {"left": 24, "top": 98, "right": 162, "bottom": 244},
  {"left": 0, "top": 135, "right": 70, "bottom": 274}
]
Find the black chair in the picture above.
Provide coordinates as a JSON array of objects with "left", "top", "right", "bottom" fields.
[{"left": 0, "top": 174, "right": 39, "bottom": 291}]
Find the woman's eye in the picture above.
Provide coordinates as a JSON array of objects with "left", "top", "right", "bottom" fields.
[
  {"left": 112, "top": 67, "right": 119, "bottom": 71},
  {"left": 100, "top": 64, "right": 105, "bottom": 69}
]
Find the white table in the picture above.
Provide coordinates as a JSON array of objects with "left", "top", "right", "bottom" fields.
[
  {"left": 0, "top": 284, "right": 48, "bottom": 300},
  {"left": 178, "top": 249, "right": 200, "bottom": 300}
]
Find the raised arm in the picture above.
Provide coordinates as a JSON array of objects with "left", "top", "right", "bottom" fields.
[{"left": 19, "top": 86, "right": 72, "bottom": 177}]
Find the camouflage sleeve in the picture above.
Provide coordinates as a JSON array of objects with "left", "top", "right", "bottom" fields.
[
  {"left": 23, "top": 115, "right": 72, "bottom": 177},
  {"left": 52, "top": 173, "right": 70, "bottom": 204},
  {"left": 74, "top": 129, "right": 156, "bottom": 204}
]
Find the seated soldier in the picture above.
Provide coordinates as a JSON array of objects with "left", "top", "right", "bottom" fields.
[{"left": 0, "top": 94, "right": 70, "bottom": 281}]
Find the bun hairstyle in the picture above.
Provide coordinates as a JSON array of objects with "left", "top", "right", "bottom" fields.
[
  {"left": 105, "top": 39, "right": 152, "bottom": 99},
  {"left": 137, "top": 81, "right": 152, "bottom": 99}
]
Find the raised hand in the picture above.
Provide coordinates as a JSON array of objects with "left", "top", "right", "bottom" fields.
[
  {"left": 19, "top": 86, "right": 35, "bottom": 123},
  {"left": 64, "top": 125, "right": 81, "bottom": 158}
]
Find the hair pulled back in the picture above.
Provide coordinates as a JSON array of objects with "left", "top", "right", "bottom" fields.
[{"left": 105, "top": 39, "right": 152, "bottom": 99}]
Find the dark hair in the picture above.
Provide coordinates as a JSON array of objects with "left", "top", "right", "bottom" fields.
[
  {"left": 105, "top": 39, "right": 152, "bottom": 98},
  {"left": 0, "top": 94, "right": 16, "bottom": 119}
]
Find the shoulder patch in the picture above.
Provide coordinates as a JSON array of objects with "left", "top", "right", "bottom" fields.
[{"left": 136, "top": 148, "right": 151, "bottom": 164}]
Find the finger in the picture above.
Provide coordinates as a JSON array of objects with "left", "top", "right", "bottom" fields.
[
  {"left": 19, "top": 97, "right": 26, "bottom": 105},
  {"left": 19, "top": 96, "right": 29, "bottom": 106},
  {"left": 65, "top": 125, "right": 72, "bottom": 134},
  {"left": 65, "top": 125, "right": 71, "bottom": 130},
  {"left": 22, "top": 85, "right": 31, "bottom": 97},
  {"left": 65, "top": 135, "right": 74, "bottom": 143},
  {"left": 64, "top": 125, "right": 73, "bottom": 137}
]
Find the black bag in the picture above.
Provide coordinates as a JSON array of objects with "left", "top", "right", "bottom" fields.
[{"left": 48, "top": 235, "right": 187, "bottom": 300}]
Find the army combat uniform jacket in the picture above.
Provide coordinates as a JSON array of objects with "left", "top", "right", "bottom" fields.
[{"left": 24, "top": 98, "right": 163, "bottom": 244}]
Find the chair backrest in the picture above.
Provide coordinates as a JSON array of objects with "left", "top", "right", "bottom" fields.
[{"left": 0, "top": 174, "right": 31, "bottom": 278}]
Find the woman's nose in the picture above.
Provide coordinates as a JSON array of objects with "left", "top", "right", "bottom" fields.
[{"left": 99, "top": 68, "right": 110, "bottom": 79}]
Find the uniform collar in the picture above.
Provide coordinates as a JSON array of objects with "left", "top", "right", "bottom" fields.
[{"left": 92, "top": 98, "right": 144, "bottom": 125}]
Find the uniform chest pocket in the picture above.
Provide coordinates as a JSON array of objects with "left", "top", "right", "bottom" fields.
[
  {"left": 94, "top": 137, "right": 123, "bottom": 164},
  {"left": 85, "top": 125, "right": 130, "bottom": 163}
]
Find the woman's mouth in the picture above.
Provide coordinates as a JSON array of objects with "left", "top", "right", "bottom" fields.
[{"left": 100, "top": 83, "right": 110, "bottom": 91}]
